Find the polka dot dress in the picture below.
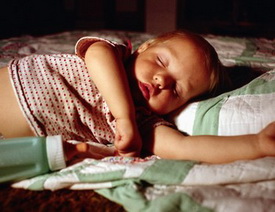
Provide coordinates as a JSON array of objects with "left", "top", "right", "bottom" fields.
[{"left": 9, "top": 54, "right": 116, "bottom": 144}]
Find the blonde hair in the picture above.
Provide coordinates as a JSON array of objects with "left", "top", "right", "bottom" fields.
[{"left": 136, "top": 30, "right": 230, "bottom": 97}]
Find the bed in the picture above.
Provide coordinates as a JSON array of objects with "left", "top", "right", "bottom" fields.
[{"left": 1, "top": 30, "right": 275, "bottom": 212}]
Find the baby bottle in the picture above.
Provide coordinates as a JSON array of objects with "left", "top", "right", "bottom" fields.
[{"left": 0, "top": 135, "right": 66, "bottom": 183}]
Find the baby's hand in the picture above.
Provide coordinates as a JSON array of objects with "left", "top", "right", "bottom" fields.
[
  {"left": 258, "top": 122, "right": 275, "bottom": 157},
  {"left": 114, "top": 118, "right": 142, "bottom": 157}
]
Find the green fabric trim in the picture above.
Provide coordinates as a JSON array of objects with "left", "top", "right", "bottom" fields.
[
  {"left": 140, "top": 159, "right": 196, "bottom": 184},
  {"left": 234, "top": 77, "right": 275, "bottom": 95},
  {"left": 27, "top": 174, "right": 51, "bottom": 190},
  {"left": 235, "top": 39, "right": 257, "bottom": 65},
  {"left": 193, "top": 97, "right": 225, "bottom": 135},
  {"left": 233, "top": 38, "right": 275, "bottom": 65},
  {"left": 96, "top": 181, "right": 148, "bottom": 212},
  {"left": 77, "top": 169, "right": 126, "bottom": 182},
  {"left": 242, "top": 39, "right": 257, "bottom": 57},
  {"left": 97, "top": 181, "right": 212, "bottom": 212}
]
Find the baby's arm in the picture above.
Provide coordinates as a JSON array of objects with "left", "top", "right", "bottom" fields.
[
  {"left": 145, "top": 122, "right": 275, "bottom": 163},
  {"left": 84, "top": 41, "right": 141, "bottom": 157}
]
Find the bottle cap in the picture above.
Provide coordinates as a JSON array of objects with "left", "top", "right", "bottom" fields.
[{"left": 46, "top": 135, "right": 66, "bottom": 171}]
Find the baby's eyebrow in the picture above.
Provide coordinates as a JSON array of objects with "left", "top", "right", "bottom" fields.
[{"left": 159, "top": 48, "right": 172, "bottom": 64}]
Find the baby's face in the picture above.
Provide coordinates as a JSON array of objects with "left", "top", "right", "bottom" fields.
[{"left": 129, "top": 37, "right": 211, "bottom": 115}]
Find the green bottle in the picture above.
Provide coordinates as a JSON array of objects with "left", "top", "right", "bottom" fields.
[{"left": 0, "top": 135, "right": 66, "bottom": 183}]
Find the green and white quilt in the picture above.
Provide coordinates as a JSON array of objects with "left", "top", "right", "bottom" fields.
[{"left": 12, "top": 155, "right": 275, "bottom": 212}]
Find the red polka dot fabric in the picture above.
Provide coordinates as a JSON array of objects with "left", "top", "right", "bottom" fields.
[{"left": 9, "top": 54, "right": 116, "bottom": 144}]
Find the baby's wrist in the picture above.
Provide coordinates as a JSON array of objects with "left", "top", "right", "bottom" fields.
[{"left": 256, "top": 133, "right": 271, "bottom": 157}]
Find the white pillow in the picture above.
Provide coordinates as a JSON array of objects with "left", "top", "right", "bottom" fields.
[{"left": 170, "top": 70, "right": 275, "bottom": 136}]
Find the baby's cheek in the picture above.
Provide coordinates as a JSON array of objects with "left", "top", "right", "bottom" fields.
[{"left": 149, "top": 97, "right": 170, "bottom": 115}]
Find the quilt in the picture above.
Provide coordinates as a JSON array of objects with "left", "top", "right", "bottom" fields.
[{"left": 12, "top": 155, "right": 275, "bottom": 212}]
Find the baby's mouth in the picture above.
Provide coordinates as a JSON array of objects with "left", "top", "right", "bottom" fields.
[{"left": 138, "top": 81, "right": 152, "bottom": 100}]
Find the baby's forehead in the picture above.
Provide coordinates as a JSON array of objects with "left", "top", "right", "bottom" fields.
[
  {"left": 156, "top": 36, "right": 203, "bottom": 52},
  {"left": 137, "top": 35, "right": 206, "bottom": 62}
]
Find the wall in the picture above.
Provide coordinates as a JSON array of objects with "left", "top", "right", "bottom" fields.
[
  {"left": 0, "top": 0, "right": 72, "bottom": 38},
  {"left": 1, "top": 0, "right": 274, "bottom": 39},
  {"left": 145, "top": 0, "right": 177, "bottom": 33}
]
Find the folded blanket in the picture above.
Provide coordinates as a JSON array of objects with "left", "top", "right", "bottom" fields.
[{"left": 12, "top": 156, "right": 275, "bottom": 212}]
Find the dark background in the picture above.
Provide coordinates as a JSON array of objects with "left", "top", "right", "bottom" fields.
[
  {"left": 177, "top": 0, "right": 275, "bottom": 38},
  {"left": 0, "top": 0, "right": 274, "bottom": 39}
]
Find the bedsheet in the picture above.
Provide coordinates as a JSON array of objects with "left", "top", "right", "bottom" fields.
[{"left": 1, "top": 30, "right": 275, "bottom": 211}]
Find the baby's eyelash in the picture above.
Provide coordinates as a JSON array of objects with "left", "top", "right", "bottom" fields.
[{"left": 157, "top": 56, "right": 165, "bottom": 67}]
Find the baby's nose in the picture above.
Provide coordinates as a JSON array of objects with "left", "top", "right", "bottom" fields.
[{"left": 154, "top": 74, "right": 173, "bottom": 89}]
